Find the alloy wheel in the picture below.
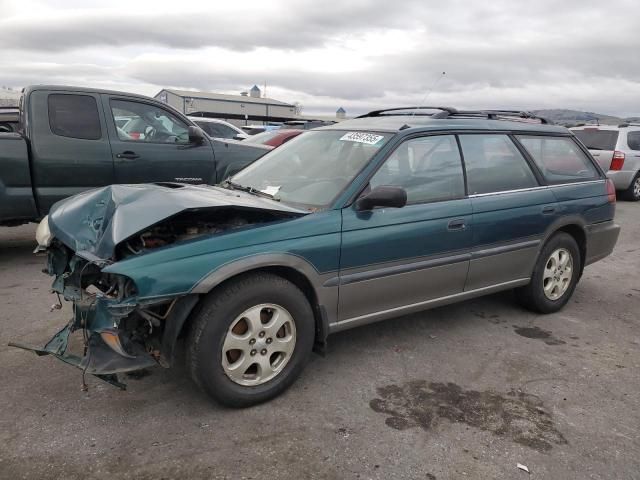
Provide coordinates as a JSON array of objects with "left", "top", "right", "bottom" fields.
[
  {"left": 542, "top": 248, "right": 574, "bottom": 301},
  {"left": 221, "top": 303, "right": 296, "bottom": 386}
]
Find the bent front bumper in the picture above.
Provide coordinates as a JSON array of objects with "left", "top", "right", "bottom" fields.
[{"left": 9, "top": 296, "right": 159, "bottom": 389}]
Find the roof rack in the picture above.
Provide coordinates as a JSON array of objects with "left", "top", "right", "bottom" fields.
[
  {"left": 357, "top": 106, "right": 550, "bottom": 124},
  {"left": 618, "top": 122, "right": 640, "bottom": 128}
]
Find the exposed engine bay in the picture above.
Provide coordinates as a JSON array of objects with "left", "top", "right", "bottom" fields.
[{"left": 117, "top": 207, "right": 293, "bottom": 260}]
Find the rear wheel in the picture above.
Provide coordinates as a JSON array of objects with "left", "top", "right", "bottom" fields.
[
  {"left": 187, "top": 273, "right": 315, "bottom": 407},
  {"left": 516, "top": 233, "right": 581, "bottom": 313},
  {"left": 620, "top": 172, "right": 640, "bottom": 201}
]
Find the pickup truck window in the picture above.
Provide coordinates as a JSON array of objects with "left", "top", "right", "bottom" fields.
[
  {"left": 48, "top": 94, "right": 101, "bottom": 140},
  {"left": 110, "top": 100, "right": 189, "bottom": 144}
]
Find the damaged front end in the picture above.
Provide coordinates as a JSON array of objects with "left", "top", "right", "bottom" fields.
[
  {"left": 10, "top": 240, "right": 198, "bottom": 389},
  {"left": 10, "top": 184, "right": 306, "bottom": 389}
]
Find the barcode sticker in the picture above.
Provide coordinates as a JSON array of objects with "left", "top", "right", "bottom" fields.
[{"left": 339, "top": 132, "right": 385, "bottom": 145}]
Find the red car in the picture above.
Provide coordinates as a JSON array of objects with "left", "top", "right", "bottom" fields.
[{"left": 244, "top": 129, "right": 303, "bottom": 147}]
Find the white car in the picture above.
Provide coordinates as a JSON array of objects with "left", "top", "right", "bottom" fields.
[
  {"left": 572, "top": 124, "right": 640, "bottom": 201},
  {"left": 188, "top": 117, "right": 248, "bottom": 140}
]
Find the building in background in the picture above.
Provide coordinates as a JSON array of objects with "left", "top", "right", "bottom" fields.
[
  {"left": 0, "top": 87, "right": 21, "bottom": 107},
  {"left": 155, "top": 86, "right": 349, "bottom": 126},
  {"left": 155, "top": 86, "right": 297, "bottom": 126}
]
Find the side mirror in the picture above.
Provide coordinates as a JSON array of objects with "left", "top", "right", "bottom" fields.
[
  {"left": 188, "top": 126, "right": 205, "bottom": 144},
  {"left": 355, "top": 185, "right": 407, "bottom": 211}
]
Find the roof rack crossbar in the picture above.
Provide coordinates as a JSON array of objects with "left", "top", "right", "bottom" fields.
[
  {"left": 357, "top": 107, "right": 550, "bottom": 124},
  {"left": 356, "top": 106, "right": 458, "bottom": 118}
]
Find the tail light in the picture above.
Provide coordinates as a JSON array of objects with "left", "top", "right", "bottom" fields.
[
  {"left": 606, "top": 178, "right": 616, "bottom": 203},
  {"left": 610, "top": 151, "right": 625, "bottom": 170}
]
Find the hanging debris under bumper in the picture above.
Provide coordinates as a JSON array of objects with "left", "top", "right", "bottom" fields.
[{"left": 9, "top": 242, "right": 199, "bottom": 389}]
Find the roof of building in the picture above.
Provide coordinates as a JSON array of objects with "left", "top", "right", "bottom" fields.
[
  {"left": 337, "top": 107, "right": 346, "bottom": 113},
  {"left": 160, "top": 88, "right": 294, "bottom": 107}
]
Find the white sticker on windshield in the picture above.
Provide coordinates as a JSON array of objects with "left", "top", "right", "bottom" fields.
[
  {"left": 339, "top": 132, "right": 385, "bottom": 145},
  {"left": 261, "top": 185, "right": 281, "bottom": 196}
]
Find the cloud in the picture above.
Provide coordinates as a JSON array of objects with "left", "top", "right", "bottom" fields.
[{"left": 1, "top": 0, "right": 639, "bottom": 116}]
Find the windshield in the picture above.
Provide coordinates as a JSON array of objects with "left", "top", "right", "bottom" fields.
[{"left": 230, "top": 130, "right": 392, "bottom": 209}]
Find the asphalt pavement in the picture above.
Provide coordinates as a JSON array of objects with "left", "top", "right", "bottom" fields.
[{"left": 1, "top": 203, "right": 638, "bottom": 479}]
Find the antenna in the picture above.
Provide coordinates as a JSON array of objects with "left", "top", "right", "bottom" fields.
[{"left": 411, "top": 72, "right": 446, "bottom": 117}]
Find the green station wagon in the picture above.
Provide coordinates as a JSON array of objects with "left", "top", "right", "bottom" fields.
[{"left": 13, "top": 107, "right": 620, "bottom": 407}]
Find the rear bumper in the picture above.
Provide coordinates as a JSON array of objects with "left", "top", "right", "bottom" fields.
[
  {"left": 585, "top": 220, "right": 620, "bottom": 266},
  {"left": 607, "top": 170, "right": 636, "bottom": 190}
]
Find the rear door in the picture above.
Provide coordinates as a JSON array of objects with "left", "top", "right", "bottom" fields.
[
  {"left": 460, "top": 133, "right": 556, "bottom": 291},
  {"left": 28, "top": 90, "right": 114, "bottom": 213},
  {"left": 338, "top": 134, "right": 472, "bottom": 324},
  {"left": 104, "top": 96, "right": 216, "bottom": 185},
  {"left": 572, "top": 127, "right": 619, "bottom": 171}
]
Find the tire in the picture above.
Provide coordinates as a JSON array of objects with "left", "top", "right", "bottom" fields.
[
  {"left": 187, "top": 272, "right": 314, "bottom": 407},
  {"left": 620, "top": 172, "right": 640, "bottom": 201},
  {"left": 516, "top": 232, "right": 581, "bottom": 314}
]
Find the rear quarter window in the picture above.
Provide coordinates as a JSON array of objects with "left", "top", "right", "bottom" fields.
[
  {"left": 517, "top": 136, "right": 599, "bottom": 183},
  {"left": 48, "top": 94, "right": 102, "bottom": 140}
]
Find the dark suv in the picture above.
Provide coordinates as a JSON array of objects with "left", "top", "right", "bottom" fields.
[{"left": 16, "top": 107, "right": 620, "bottom": 407}]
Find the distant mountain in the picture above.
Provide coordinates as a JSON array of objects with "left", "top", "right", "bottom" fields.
[{"left": 531, "top": 109, "right": 627, "bottom": 127}]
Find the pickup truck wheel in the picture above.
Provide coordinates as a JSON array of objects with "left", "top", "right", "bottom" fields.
[
  {"left": 620, "top": 172, "right": 640, "bottom": 201},
  {"left": 516, "top": 232, "right": 580, "bottom": 314},
  {"left": 187, "top": 272, "right": 314, "bottom": 407}
]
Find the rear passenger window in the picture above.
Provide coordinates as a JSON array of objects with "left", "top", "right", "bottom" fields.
[
  {"left": 459, "top": 134, "right": 538, "bottom": 195},
  {"left": 370, "top": 135, "right": 465, "bottom": 204},
  {"left": 517, "top": 136, "right": 599, "bottom": 182},
  {"left": 48, "top": 94, "right": 101, "bottom": 140},
  {"left": 627, "top": 131, "right": 640, "bottom": 151}
]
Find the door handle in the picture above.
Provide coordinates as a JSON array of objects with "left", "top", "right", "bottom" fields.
[
  {"left": 447, "top": 219, "right": 466, "bottom": 231},
  {"left": 116, "top": 151, "right": 140, "bottom": 160},
  {"left": 542, "top": 206, "right": 556, "bottom": 215}
]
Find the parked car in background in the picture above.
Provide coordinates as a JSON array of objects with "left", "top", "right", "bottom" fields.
[
  {"left": 0, "top": 106, "right": 19, "bottom": 133},
  {"left": 240, "top": 124, "right": 282, "bottom": 135},
  {"left": 281, "top": 120, "right": 337, "bottom": 130},
  {"left": 244, "top": 128, "right": 303, "bottom": 147},
  {"left": 571, "top": 124, "right": 640, "bottom": 201},
  {"left": 188, "top": 117, "right": 248, "bottom": 140},
  {"left": 0, "top": 85, "right": 271, "bottom": 226},
  {"left": 14, "top": 107, "right": 619, "bottom": 407}
]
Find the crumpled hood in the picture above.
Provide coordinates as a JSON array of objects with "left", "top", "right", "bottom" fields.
[{"left": 48, "top": 183, "right": 306, "bottom": 261}]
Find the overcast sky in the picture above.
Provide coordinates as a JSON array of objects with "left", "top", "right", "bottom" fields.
[{"left": 1, "top": 0, "right": 639, "bottom": 116}]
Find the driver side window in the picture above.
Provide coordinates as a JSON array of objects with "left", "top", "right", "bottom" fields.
[
  {"left": 369, "top": 135, "right": 465, "bottom": 204},
  {"left": 110, "top": 99, "right": 189, "bottom": 144}
]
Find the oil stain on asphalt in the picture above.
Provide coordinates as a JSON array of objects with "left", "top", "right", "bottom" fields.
[
  {"left": 513, "top": 326, "right": 566, "bottom": 345},
  {"left": 370, "top": 381, "right": 567, "bottom": 452}
]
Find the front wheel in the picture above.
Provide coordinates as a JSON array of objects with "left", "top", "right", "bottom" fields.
[
  {"left": 187, "top": 273, "right": 315, "bottom": 407},
  {"left": 620, "top": 172, "right": 640, "bottom": 201},
  {"left": 516, "top": 233, "right": 581, "bottom": 314}
]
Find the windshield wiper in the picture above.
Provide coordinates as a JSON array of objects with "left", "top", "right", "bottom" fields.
[{"left": 222, "top": 180, "right": 279, "bottom": 201}]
